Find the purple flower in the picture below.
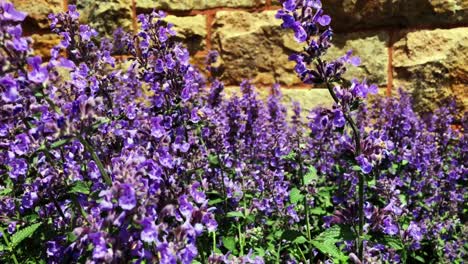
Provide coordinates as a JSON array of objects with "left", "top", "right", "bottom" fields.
[
  {"left": 283, "top": 0, "right": 296, "bottom": 12},
  {"left": 0, "top": 2, "right": 26, "bottom": 21},
  {"left": 178, "top": 195, "right": 193, "bottom": 219},
  {"left": 9, "top": 158, "right": 28, "bottom": 180},
  {"left": 293, "top": 23, "right": 307, "bottom": 43},
  {"left": 317, "top": 15, "right": 331, "bottom": 26},
  {"left": 356, "top": 155, "right": 372, "bottom": 174},
  {"left": 27, "top": 56, "right": 48, "bottom": 83},
  {"left": 79, "top": 25, "right": 96, "bottom": 41},
  {"left": 332, "top": 108, "right": 345, "bottom": 128},
  {"left": 180, "top": 244, "right": 198, "bottom": 263},
  {"left": 21, "top": 191, "right": 38, "bottom": 209},
  {"left": 46, "top": 241, "right": 61, "bottom": 257},
  {"left": 382, "top": 217, "right": 399, "bottom": 235},
  {"left": 7, "top": 222, "right": 16, "bottom": 234},
  {"left": 0, "top": 75, "right": 19, "bottom": 103},
  {"left": 89, "top": 232, "right": 111, "bottom": 260},
  {"left": 140, "top": 217, "right": 158, "bottom": 243},
  {"left": 158, "top": 148, "right": 174, "bottom": 168},
  {"left": 118, "top": 184, "right": 137, "bottom": 210}
]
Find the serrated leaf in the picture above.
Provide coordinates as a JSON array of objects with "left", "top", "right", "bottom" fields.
[
  {"left": 311, "top": 225, "right": 354, "bottom": 262},
  {"left": 303, "top": 166, "right": 318, "bottom": 185},
  {"left": 69, "top": 181, "right": 90, "bottom": 195},
  {"left": 311, "top": 240, "right": 348, "bottom": 262},
  {"left": 226, "top": 211, "right": 244, "bottom": 218},
  {"left": 222, "top": 236, "right": 237, "bottom": 253},
  {"left": 289, "top": 188, "right": 304, "bottom": 204},
  {"left": 11, "top": 223, "right": 42, "bottom": 248},
  {"left": 381, "top": 236, "right": 403, "bottom": 250}
]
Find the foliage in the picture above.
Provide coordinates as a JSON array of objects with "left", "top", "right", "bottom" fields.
[{"left": 0, "top": 1, "right": 466, "bottom": 263}]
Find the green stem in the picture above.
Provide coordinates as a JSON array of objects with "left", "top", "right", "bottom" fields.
[
  {"left": 297, "top": 148, "right": 312, "bottom": 261},
  {"left": 78, "top": 136, "right": 112, "bottom": 186},
  {"left": 325, "top": 81, "right": 364, "bottom": 260},
  {"left": 276, "top": 242, "right": 282, "bottom": 263},
  {"left": 0, "top": 226, "right": 19, "bottom": 264},
  {"left": 296, "top": 244, "right": 307, "bottom": 263},
  {"left": 212, "top": 231, "right": 216, "bottom": 253},
  {"left": 237, "top": 222, "right": 244, "bottom": 256}
]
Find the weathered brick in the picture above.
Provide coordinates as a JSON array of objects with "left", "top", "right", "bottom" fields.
[
  {"left": 12, "top": 0, "right": 62, "bottom": 29},
  {"left": 166, "top": 15, "right": 207, "bottom": 54},
  {"left": 77, "top": 0, "right": 133, "bottom": 35},
  {"left": 323, "top": 31, "right": 389, "bottom": 86},
  {"left": 393, "top": 27, "right": 468, "bottom": 117},
  {"left": 137, "top": 0, "right": 265, "bottom": 11},
  {"left": 31, "top": 34, "right": 60, "bottom": 58},
  {"left": 212, "top": 10, "right": 300, "bottom": 86},
  {"left": 224, "top": 86, "right": 334, "bottom": 112}
]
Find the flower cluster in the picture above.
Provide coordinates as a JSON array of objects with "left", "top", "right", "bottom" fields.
[{"left": 0, "top": 1, "right": 466, "bottom": 264}]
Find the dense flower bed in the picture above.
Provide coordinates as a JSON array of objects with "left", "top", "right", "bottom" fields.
[{"left": 0, "top": 0, "right": 466, "bottom": 263}]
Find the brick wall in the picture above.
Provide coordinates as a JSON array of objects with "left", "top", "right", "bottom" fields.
[{"left": 14, "top": 0, "right": 468, "bottom": 116}]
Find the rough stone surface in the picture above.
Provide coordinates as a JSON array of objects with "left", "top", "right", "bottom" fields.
[
  {"left": 12, "top": 0, "right": 62, "bottom": 29},
  {"left": 393, "top": 27, "right": 468, "bottom": 117},
  {"left": 224, "top": 86, "right": 335, "bottom": 113},
  {"left": 77, "top": 0, "right": 133, "bottom": 35},
  {"left": 321, "top": 0, "right": 468, "bottom": 31},
  {"left": 212, "top": 10, "right": 301, "bottom": 86},
  {"left": 31, "top": 34, "right": 60, "bottom": 58},
  {"left": 166, "top": 15, "right": 207, "bottom": 54},
  {"left": 137, "top": 0, "right": 265, "bottom": 11},
  {"left": 323, "top": 31, "right": 389, "bottom": 86}
]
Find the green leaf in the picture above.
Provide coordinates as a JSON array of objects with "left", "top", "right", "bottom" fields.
[
  {"left": 69, "top": 181, "right": 90, "bottom": 195},
  {"left": 311, "top": 240, "right": 348, "bottom": 262},
  {"left": 208, "top": 198, "right": 224, "bottom": 206},
  {"left": 50, "top": 138, "right": 71, "bottom": 149},
  {"left": 67, "top": 232, "right": 78, "bottom": 243},
  {"left": 309, "top": 207, "right": 327, "bottom": 215},
  {"left": 11, "top": 223, "right": 42, "bottom": 248},
  {"left": 293, "top": 236, "right": 308, "bottom": 244},
  {"left": 226, "top": 211, "right": 244, "bottom": 218},
  {"left": 317, "top": 188, "right": 332, "bottom": 207},
  {"left": 255, "top": 247, "right": 265, "bottom": 257},
  {"left": 310, "top": 225, "right": 353, "bottom": 262},
  {"left": 208, "top": 154, "right": 219, "bottom": 166},
  {"left": 281, "top": 151, "right": 296, "bottom": 161},
  {"left": 412, "top": 255, "right": 425, "bottom": 263},
  {"left": 0, "top": 188, "right": 12, "bottom": 196},
  {"left": 303, "top": 166, "right": 318, "bottom": 185},
  {"left": 381, "top": 236, "right": 403, "bottom": 250},
  {"left": 222, "top": 236, "right": 237, "bottom": 253},
  {"left": 289, "top": 188, "right": 304, "bottom": 204}
]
